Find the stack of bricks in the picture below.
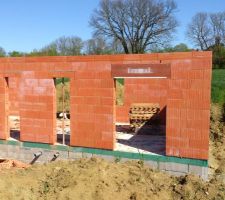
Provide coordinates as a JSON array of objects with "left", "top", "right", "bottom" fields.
[
  {"left": 19, "top": 72, "right": 56, "bottom": 144},
  {"left": 70, "top": 62, "right": 115, "bottom": 149},
  {"left": 129, "top": 103, "right": 160, "bottom": 128}
]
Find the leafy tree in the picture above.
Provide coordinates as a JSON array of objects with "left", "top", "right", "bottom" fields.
[
  {"left": 90, "top": 0, "right": 178, "bottom": 54},
  {"left": 45, "top": 36, "right": 83, "bottom": 56},
  {"left": 173, "top": 43, "right": 190, "bottom": 52},
  {"left": 8, "top": 51, "right": 25, "bottom": 57},
  {"left": 152, "top": 43, "right": 191, "bottom": 53},
  {"left": 209, "top": 38, "right": 225, "bottom": 69},
  {"left": 29, "top": 36, "right": 84, "bottom": 56},
  {"left": 39, "top": 43, "right": 58, "bottom": 56}
]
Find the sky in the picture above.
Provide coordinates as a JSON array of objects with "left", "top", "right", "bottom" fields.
[{"left": 0, "top": 0, "right": 224, "bottom": 52}]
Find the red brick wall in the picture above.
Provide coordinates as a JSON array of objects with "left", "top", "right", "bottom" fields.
[
  {"left": 0, "top": 52, "right": 212, "bottom": 160},
  {"left": 8, "top": 77, "right": 20, "bottom": 115},
  {"left": 166, "top": 52, "right": 212, "bottom": 160},
  {"left": 0, "top": 77, "right": 9, "bottom": 139},
  {"left": 19, "top": 72, "right": 56, "bottom": 144},
  {"left": 114, "top": 52, "right": 211, "bottom": 160},
  {"left": 70, "top": 62, "right": 115, "bottom": 149}
]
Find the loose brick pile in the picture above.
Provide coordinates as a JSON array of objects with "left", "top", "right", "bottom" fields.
[{"left": 129, "top": 103, "right": 160, "bottom": 128}]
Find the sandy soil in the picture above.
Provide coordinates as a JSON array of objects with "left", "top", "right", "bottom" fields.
[
  {"left": 209, "top": 104, "right": 225, "bottom": 181},
  {"left": 0, "top": 158, "right": 224, "bottom": 200}
]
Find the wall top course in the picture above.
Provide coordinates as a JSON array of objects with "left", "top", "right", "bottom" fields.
[{"left": 0, "top": 51, "right": 212, "bottom": 64}]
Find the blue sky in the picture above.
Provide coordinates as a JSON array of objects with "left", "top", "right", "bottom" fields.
[{"left": 0, "top": 0, "right": 224, "bottom": 52}]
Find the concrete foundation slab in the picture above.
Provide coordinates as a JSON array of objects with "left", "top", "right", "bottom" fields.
[{"left": 0, "top": 142, "right": 208, "bottom": 180}]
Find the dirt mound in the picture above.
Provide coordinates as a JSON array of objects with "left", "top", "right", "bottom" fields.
[
  {"left": 173, "top": 175, "right": 225, "bottom": 200},
  {"left": 0, "top": 158, "right": 224, "bottom": 200},
  {"left": 0, "top": 159, "right": 30, "bottom": 170},
  {"left": 209, "top": 103, "right": 225, "bottom": 176}
]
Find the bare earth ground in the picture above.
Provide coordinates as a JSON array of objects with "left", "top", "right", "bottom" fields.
[
  {"left": 0, "top": 158, "right": 225, "bottom": 200},
  {"left": 1, "top": 104, "right": 224, "bottom": 200},
  {"left": 208, "top": 104, "right": 225, "bottom": 181}
]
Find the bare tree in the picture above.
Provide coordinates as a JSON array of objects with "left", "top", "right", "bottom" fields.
[
  {"left": 84, "top": 37, "right": 123, "bottom": 54},
  {"left": 186, "top": 13, "right": 213, "bottom": 50},
  {"left": 85, "top": 37, "right": 110, "bottom": 54},
  {"left": 90, "top": 0, "right": 178, "bottom": 54},
  {"left": 210, "top": 11, "right": 225, "bottom": 45}
]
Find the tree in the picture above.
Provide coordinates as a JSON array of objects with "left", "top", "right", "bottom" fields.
[
  {"left": 40, "top": 43, "right": 58, "bottom": 56},
  {"left": 186, "top": 12, "right": 213, "bottom": 50},
  {"left": 40, "top": 36, "right": 84, "bottom": 56},
  {"left": 151, "top": 43, "right": 190, "bottom": 53},
  {"left": 90, "top": 0, "right": 178, "bottom": 54},
  {"left": 8, "top": 51, "right": 25, "bottom": 57},
  {"left": 0, "top": 47, "right": 6, "bottom": 57},
  {"left": 85, "top": 37, "right": 110, "bottom": 55},
  {"left": 186, "top": 11, "right": 225, "bottom": 50},
  {"left": 173, "top": 43, "right": 190, "bottom": 52},
  {"left": 210, "top": 11, "right": 225, "bottom": 45},
  {"left": 212, "top": 44, "right": 225, "bottom": 69},
  {"left": 84, "top": 37, "right": 123, "bottom": 55},
  {"left": 208, "top": 38, "right": 225, "bottom": 69},
  {"left": 187, "top": 11, "right": 225, "bottom": 69}
]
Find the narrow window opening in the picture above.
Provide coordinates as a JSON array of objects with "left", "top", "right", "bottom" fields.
[
  {"left": 115, "top": 78, "right": 124, "bottom": 106},
  {"left": 56, "top": 77, "right": 70, "bottom": 145},
  {"left": 7, "top": 77, "right": 20, "bottom": 141}
]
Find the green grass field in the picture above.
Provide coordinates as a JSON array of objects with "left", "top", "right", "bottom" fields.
[
  {"left": 115, "top": 78, "right": 124, "bottom": 106},
  {"left": 211, "top": 69, "right": 225, "bottom": 104}
]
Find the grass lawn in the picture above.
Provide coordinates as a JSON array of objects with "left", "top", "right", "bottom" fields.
[{"left": 211, "top": 69, "right": 225, "bottom": 104}]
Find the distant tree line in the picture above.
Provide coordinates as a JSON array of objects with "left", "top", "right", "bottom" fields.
[
  {"left": 0, "top": 36, "right": 124, "bottom": 57},
  {"left": 0, "top": 40, "right": 191, "bottom": 57},
  {"left": 0, "top": 0, "right": 224, "bottom": 69}
]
